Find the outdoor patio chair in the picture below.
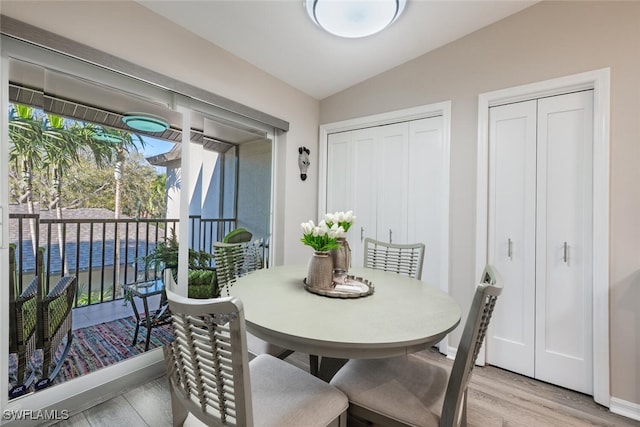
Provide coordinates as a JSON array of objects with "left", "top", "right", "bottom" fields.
[
  {"left": 163, "top": 290, "right": 348, "bottom": 427},
  {"left": 214, "top": 240, "right": 293, "bottom": 359},
  {"left": 330, "top": 265, "right": 503, "bottom": 427},
  {"left": 8, "top": 244, "right": 38, "bottom": 398},
  {"left": 35, "top": 247, "right": 78, "bottom": 389},
  {"left": 363, "top": 237, "right": 426, "bottom": 280}
]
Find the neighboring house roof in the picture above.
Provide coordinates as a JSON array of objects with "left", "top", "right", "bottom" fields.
[{"left": 8, "top": 204, "right": 171, "bottom": 274}]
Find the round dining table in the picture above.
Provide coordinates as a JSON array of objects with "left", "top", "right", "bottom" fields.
[{"left": 230, "top": 265, "right": 461, "bottom": 363}]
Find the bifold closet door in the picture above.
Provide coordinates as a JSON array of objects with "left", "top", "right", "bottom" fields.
[
  {"left": 486, "top": 91, "right": 594, "bottom": 394},
  {"left": 535, "top": 91, "right": 593, "bottom": 394},
  {"left": 486, "top": 100, "right": 537, "bottom": 377}
]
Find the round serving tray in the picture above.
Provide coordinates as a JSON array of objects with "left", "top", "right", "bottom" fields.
[{"left": 303, "top": 275, "right": 374, "bottom": 298}]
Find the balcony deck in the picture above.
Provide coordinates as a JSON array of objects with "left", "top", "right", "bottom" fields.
[{"left": 72, "top": 295, "right": 162, "bottom": 330}]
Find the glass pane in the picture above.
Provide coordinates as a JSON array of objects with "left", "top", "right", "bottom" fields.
[
  {"left": 8, "top": 59, "right": 43, "bottom": 400},
  {"left": 7, "top": 58, "right": 181, "bottom": 397}
]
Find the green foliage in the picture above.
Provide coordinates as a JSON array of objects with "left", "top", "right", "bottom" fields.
[
  {"left": 75, "top": 284, "right": 114, "bottom": 307},
  {"left": 7, "top": 103, "right": 167, "bottom": 217},
  {"left": 187, "top": 269, "right": 217, "bottom": 298},
  {"left": 141, "top": 228, "right": 214, "bottom": 273}
]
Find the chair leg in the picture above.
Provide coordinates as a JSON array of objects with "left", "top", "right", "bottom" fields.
[
  {"left": 168, "top": 377, "right": 189, "bottom": 427},
  {"left": 461, "top": 390, "right": 468, "bottom": 427}
]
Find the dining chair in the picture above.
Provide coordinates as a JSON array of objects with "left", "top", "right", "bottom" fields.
[
  {"left": 330, "top": 265, "right": 503, "bottom": 427},
  {"left": 163, "top": 290, "right": 348, "bottom": 427},
  {"left": 363, "top": 237, "right": 426, "bottom": 280},
  {"left": 214, "top": 240, "right": 293, "bottom": 359},
  {"left": 8, "top": 244, "right": 38, "bottom": 397}
]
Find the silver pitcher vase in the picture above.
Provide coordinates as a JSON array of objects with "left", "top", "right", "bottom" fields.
[
  {"left": 331, "top": 238, "right": 351, "bottom": 273},
  {"left": 306, "top": 251, "right": 334, "bottom": 290}
]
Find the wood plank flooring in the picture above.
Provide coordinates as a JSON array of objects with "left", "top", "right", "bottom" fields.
[{"left": 50, "top": 348, "right": 639, "bottom": 427}]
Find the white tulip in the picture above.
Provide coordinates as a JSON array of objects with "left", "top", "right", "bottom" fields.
[
  {"left": 301, "top": 220, "right": 315, "bottom": 235},
  {"left": 345, "top": 211, "right": 355, "bottom": 223},
  {"left": 328, "top": 224, "right": 345, "bottom": 238},
  {"left": 324, "top": 213, "right": 335, "bottom": 224}
]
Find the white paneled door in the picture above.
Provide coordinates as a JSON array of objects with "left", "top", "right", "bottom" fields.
[{"left": 487, "top": 91, "right": 594, "bottom": 395}]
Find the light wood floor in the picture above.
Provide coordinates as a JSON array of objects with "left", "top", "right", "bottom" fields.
[{"left": 50, "top": 348, "right": 639, "bottom": 427}]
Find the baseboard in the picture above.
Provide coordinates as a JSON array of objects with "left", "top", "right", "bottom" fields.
[
  {"left": 3, "top": 350, "right": 165, "bottom": 427},
  {"left": 610, "top": 397, "right": 640, "bottom": 422},
  {"left": 446, "top": 345, "right": 457, "bottom": 361}
]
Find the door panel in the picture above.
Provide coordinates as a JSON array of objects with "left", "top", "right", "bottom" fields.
[
  {"left": 407, "top": 117, "right": 445, "bottom": 287},
  {"left": 535, "top": 91, "right": 593, "bottom": 394},
  {"left": 486, "top": 100, "right": 537, "bottom": 377},
  {"left": 351, "top": 128, "right": 378, "bottom": 266},
  {"left": 376, "top": 123, "right": 408, "bottom": 244},
  {"left": 327, "top": 132, "right": 352, "bottom": 214}
]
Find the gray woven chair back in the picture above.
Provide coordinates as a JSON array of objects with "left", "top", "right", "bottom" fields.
[
  {"left": 363, "top": 237, "right": 425, "bottom": 280},
  {"left": 164, "top": 290, "right": 254, "bottom": 426},
  {"left": 35, "top": 247, "right": 77, "bottom": 386},
  {"left": 8, "top": 244, "right": 38, "bottom": 394},
  {"left": 440, "top": 265, "right": 503, "bottom": 426},
  {"left": 214, "top": 240, "right": 264, "bottom": 296}
]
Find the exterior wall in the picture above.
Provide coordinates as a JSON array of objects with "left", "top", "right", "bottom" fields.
[
  {"left": 237, "top": 139, "right": 272, "bottom": 243},
  {"left": 319, "top": 0, "right": 640, "bottom": 409}
]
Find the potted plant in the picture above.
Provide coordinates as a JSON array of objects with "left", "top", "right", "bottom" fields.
[{"left": 141, "top": 228, "right": 217, "bottom": 298}]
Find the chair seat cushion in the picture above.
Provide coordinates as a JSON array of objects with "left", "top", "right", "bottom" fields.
[
  {"left": 247, "top": 333, "right": 291, "bottom": 359},
  {"left": 330, "top": 354, "right": 448, "bottom": 427},
  {"left": 250, "top": 354, "right": 348, "bottom": 427}
]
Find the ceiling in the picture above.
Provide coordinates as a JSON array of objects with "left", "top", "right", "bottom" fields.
[{"left": 137, "top": 0, "right": 538, "bottom": 100}]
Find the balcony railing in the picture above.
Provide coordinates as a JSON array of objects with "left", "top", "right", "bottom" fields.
[{"left": 9, "top": 212, "right": 236, "bottom": 307}]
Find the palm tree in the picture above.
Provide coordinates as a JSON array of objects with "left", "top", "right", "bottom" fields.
[
  {"left": 92, "top": 126, "right": 144, "bottom": 292},
  {"left": 8, "top": 104, "right": 44, "bottom": 254}
]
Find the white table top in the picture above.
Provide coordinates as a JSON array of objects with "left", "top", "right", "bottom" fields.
[{"left": 230, "top": 265, "right": 461, "bottom": 359}]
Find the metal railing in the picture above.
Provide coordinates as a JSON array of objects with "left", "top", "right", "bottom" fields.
[{"left": 9, "top": 213, "right": 235, "bottom": 307}]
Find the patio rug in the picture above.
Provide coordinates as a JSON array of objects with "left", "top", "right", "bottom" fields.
[{"left": 9, "top": 316, "right": 174, "bottom": 391}]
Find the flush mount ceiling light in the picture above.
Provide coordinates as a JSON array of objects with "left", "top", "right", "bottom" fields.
[
  {"left": 305, "top": 0, "right": 406, "bottom": 38},
  {"left": 122, "top": 112, "right": 170, "bottom": 133}
]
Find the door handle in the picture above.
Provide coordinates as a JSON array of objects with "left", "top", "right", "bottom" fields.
[
  {"left": 508, "top": 238, "right": 513, "bottom": 260},
  {"left": 563, "top": 241, "right": 568, "bottom": 263},
  {"left": 360, "top": 226, "right": 364, "bottom": 243},
  {"left": 389, "top": 229, "right": 393, "bottom": 244}
]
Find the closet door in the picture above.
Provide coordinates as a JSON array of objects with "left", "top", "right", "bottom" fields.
[
  {"left": 486, "top": 91, "right": 594, "bottom": 394},
  {"left": 350, "top": 127, "right": 378, "bottom": 265},
  {"left": 407, "top": 117, "right": 446, "bottom": 288},
  {"left": 326, "top": 131, "right": 352, "bottom": 215},
  {"left": 535, "top": 91, "right": 593, "bottom": 394},
  {"left": 376, "top": 122, "right": 409, "bottom": 244},
  {"left": 486, "top": 100, "right": 537, "bottom": 377}
]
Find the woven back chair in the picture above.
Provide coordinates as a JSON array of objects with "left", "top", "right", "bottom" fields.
[
  {"left": 164, "top": 290, "right": 348, "bottom": 427},
  {"left": 330, "top": 265, "right": 503, "bottom": 427},
  {"left": 35, "top": 247, "right": 78, "bottom": 388},
  {"left": 214, "top": 240, "right": 292, "bottom": 359},
  {"left": 214, "top": 240, "right": 264, "bottom": 296},
  {"left": 8, "top": 244, "right": 38, "bottom": 397},
  {"left": 363, "top": 237, "right": 426, "bottom": 280}
]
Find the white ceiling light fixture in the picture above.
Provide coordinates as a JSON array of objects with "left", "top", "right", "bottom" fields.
[{"left": 305, "top": 0, "right": 406, "bottom": 38}]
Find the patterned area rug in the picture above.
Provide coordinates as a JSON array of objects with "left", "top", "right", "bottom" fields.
[{"left": 9, "top": 316, "right": 173, "bottom": 394}]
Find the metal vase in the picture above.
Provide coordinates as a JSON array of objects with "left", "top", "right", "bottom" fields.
[
  {"left": 331, "top": 238, "right": 351, "bottom": 273},
  {"left": 307, "top": 251, "right": 334, "bottom": 290}
]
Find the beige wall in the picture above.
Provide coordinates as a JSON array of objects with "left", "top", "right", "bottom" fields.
[
  {"left": 0, "top": 0, "right": 321, "bottom": 266},
  {"left": 320, "top": 1, "right": 640, "bottom": 407}
]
